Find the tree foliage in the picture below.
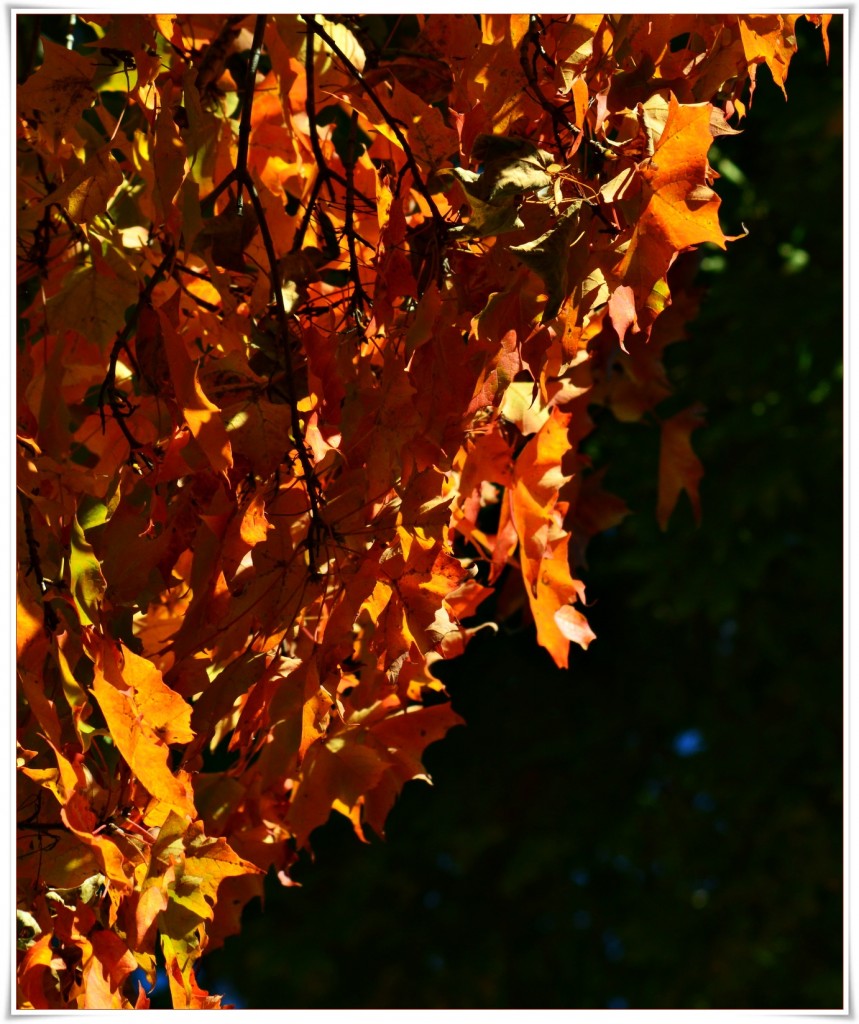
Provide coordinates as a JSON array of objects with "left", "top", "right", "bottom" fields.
[{"left": 16, "top": 13, "right": 831, "bottom": 1009}]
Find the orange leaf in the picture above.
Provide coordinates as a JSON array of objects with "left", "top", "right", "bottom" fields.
[
  {"left": 737, "top": 15, "right": 796, "bottom": 98},
  {"left": 46, "top": 148, "right": 123, "bottom": 225},
  {"left": 18, "top": 933, "right": 58, "bottom": 1009},
  {"left": 153, "top": 97, "right": 188, "bottom": 227},
  {"left": 287, "top": 733, "right": 389, "bottom": 848},
  {"left": 88, "top": 931, "right": 138, "bottom": 994},
  {"left": 18, "top": 38, "right": 96, "bottom": 152},
  {"left": 158, "top": 306, "right": 233, "bottom": 474},
  {"left": 510, "top": 408, "right": 573, "bottom": 596},
  {"left": 239, "top": 494, "right": 273, "bottom": 546},
  {"left": 363, "top": 702, "right": 465, "bottom": 835},
  {"left": 509, "top": 409, "right": 594, "bottom": 666},
  {"left": 617, "top": 96, "right": 731, "bottom": 309},
  {"left": 88, "top": 637, "right": 197, "bottom": 817}
]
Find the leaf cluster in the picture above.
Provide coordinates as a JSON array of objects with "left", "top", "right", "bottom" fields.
[{"left": 16, "top": 12, "right": 830, "bottom": 1008}]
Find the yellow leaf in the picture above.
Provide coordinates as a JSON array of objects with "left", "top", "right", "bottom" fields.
[
  {"left": 50, "top": 149, "right": 123, "bottom": 225},
  {"left": 47, "top": 246, "right": 139, "bottom": 351},
  {"left": 88, "top": 637, "right": 197, "bottom": 817},
  {"left": 158, "top": 308, "right": 233, "bottom": 474}
]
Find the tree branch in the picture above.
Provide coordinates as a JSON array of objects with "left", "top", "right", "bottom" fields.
[
  {"left": 203, "top": 15, "right": 325, "bottom": 568},
  {"left": 304, "top": 18, "right": 336, "bottom": 204},
  {"left": 18, "top": 489, "right": 59, "bottom": 633},
  {"left": 344, "top": 109, "right": 370, "bottom": 320},
  {"left": 98, "top": 244, "right": 174, "bottom": 456},
  {"left": 233, "top": 15, "right": 267, "bottom": 218},
  {"left": 241, "top": 169, "right": 325, "bottom": 572},
  {"left": 290, "top": 173, "right": 325, "bottom": 254}
]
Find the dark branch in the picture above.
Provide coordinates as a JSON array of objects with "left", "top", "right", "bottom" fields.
[
  {"left": 291, "top": 174, "right": 325, "bottom": 254},
  {"left": 194, "top": 14, "right": 246, "bottom": 95},
  {"left": 233, "top": 15, "right": 267, "bottom": 218},
  {"left": 241, "top": 169, "right": 325, "bottom": 571},
  {"left": 98, "top": 244, "right": 174, "bottom": 455},
  {"left": 18, "top": 489, "right": 59, "bottom": 633},
  {"left": 344, "top": 109, "right": 370, "bottom": 320},
  {"left": 304, "top": 18, "right": 337, "bottom": 204}
]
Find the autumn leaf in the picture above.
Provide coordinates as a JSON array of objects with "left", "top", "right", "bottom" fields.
[
  {"left": 612, "top": 96, "right": 731, "bottom": 317},
  {"left": 737, "top": 15, "right": 796, "bottom": 98},
  {"left": 88, "top": 637, "right": 197, "bottom": 817},
  {"left": 45, "top": 149, "right": 123, "bottom": 225},
  {"left": 18, "top": 38, "right": 96, "bottom": 152},
  {"left": 509, "top": 203, "right": 588, "bottom": 322},
  {"left": 157, "top": 304, "right": 234, "bottom": 474},
  {"left": 69, "top": 515, "right": 106, "bottom": 626},
  {"left": 152, "top": 815, "right": 263, "bottom": 922},
  {"left": 46, "top": 246, "right": 139, "bottom": 351},
  {"left": 509, "top": 409, "right": 595, "bottom": 667},
  {"left": 287, "top": 732, "right": 390, "bottom": 849}
]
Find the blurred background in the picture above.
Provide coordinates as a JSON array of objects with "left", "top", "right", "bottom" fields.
[{"left": 32, "top": 12, "right": 834, "bottom": 1010}]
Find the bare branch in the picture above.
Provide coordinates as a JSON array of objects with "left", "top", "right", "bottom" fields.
[
  {"left": 17, "top": 489, "right": 59, "bottom": 633},
  {"left": 233, "top": 15, "right": 267, "bottom": 218},
  {"left": 98, "top": 244, "right": 174, "bottom": 456}
]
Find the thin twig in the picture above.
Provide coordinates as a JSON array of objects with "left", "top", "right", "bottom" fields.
[
  {"left": 98, "top": 245, "right": 174, "bottom": 452},
  {"left": 345, "top": 109, "right": 370, "bottom": 320},
  {"left": 304, "top": 19, "right": 336, "bottom": 203},
  {"left": 291, "top": 174, "right": 325, "bottom": 254},
  {"left": 241, "top": 169, "right": 325, "bottom": 571},
  {"left": 18, "top": 489, "right": 59, "bottom": 633},
  {"left": 234, "top": 15, "right": 267, "bottom": 218}
]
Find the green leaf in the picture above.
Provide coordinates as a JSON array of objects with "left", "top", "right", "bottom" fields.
[
  {"left": 69, "top": 516, "right": 106, "bottom": 625},
  {"left": 46, "top": 245, "right": 138, "bottom": 350},
  {"left": 509, "top": 203, "right": 587, "bottom": 322},
  {"left": 77, "top": 476, "right": 121, "bottom": 531}
]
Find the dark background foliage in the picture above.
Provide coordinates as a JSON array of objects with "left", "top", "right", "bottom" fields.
[{"left": 197, "top": 17, "right": 842, "bottom": 1010}]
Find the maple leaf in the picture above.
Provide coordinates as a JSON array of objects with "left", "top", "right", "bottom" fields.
[
  {"left": 42, "top": 149, "right": 123, "bottom": 226},
  {"left": 509, "top": 409, "right": 595, "bottom": 667},
  {"left": 609, "top": 96, "right": 732, "bottom": 328},
  {"left": 509, "top": 203, "right": 588, "bottom": 322},
  {"left": 69, "top": 516, "right": 106, "bottom": 626},
  {"left": 88, "top": 637, "right": 197, "bottom": 817},
  {"left": 157, "top": 304, "right": 234, "bottom": 475},
  {"left": 46, "top": 247, "right": 139, "bottom": 351},
  {"left": 737, "top": 15, "right": 797, "bottom": 99},
  {"left": 152, "top": 814, "right": 264, "bottom": 922},
  {"left": 18, "top": 38, "right": 96, "bottom": 153}
]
